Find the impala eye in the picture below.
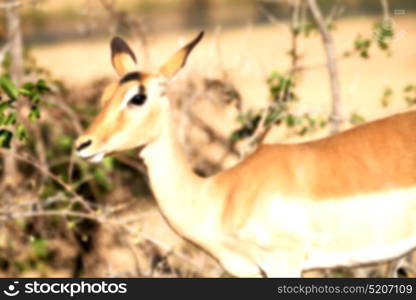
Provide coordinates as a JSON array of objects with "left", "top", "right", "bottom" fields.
[{"left": 129, "top": 93, "right": 147, "bottom": 106}]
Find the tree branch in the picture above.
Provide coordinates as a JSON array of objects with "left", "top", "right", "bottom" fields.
[
  {"left": 380, "top": 0, "right": 390, "bottom": 22},
  {"left": 307, "top": 0, "right": 342, "bottom": 135}
]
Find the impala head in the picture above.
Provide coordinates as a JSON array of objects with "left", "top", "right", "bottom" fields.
[{"left": 75, "top": 31, "right": 204, "bottom": 162}]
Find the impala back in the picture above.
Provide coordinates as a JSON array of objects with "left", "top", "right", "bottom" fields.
[{"left": 212, "top": 110, "right": 416, "bottom": 269}]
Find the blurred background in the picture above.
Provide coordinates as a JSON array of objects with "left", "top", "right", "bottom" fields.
[{"left": 0, "top": 0, "right": 415, "bottom": 277}]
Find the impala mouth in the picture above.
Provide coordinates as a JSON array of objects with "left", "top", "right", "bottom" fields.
[
  {"left": 78, "top": 151, "right": 106, "bottom": 163},
  {"left": 87, "top": 152, "right": 105, "bottom": 163},
  {"left": 136, "top": 144, "right": 148, "bottom": 157}
]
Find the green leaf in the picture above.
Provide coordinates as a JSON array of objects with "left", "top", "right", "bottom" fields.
[
  {"left": 307, "top": 116, "right": 316, "bottom": 127},
  {"left": 403, "top": 84, "right": 414, "bottom": 92},
  {"left": 66, "top": 220, "right": 76, "bottom": 230},
  {"left": 58, "top": 135, "right": 72, "bottom": 149},
  {"left": 373, "top": 20, "right": 394, "bottom": 53},
  {"left": 354, "top": 35, "right": 372, "bottom": 59},
  {"left": 102, "top": 156, "right": 114, "bottom": 171},
  {"left": 0, "top": 101, "right": 11, "bottom": 112},
  {"left": 19, "top": 88, "right": 32, "bottom": 96},
  {"left": 36, "top": 79, "right": 50, "bottom": 93},
  {"left": 381, "top": 86, "right": 393, "bottom": 108},
  {"left": 0, "top": 76, "right": 19, "bottom": 100},
  {"left": 4, "top": 111, "right": 16, "bottom": 125},
  {"left": 291, "top": 26, "right": 300, "bottom": 36},
  {"left": 22, "top": 82, "right": 35, "bottom": 90},
  {"left": 350, "top": 113, "right": 366, "bottom": 126},
  {"left": 298, "top": 127, "right": 308, "bottom": 136},
  {"left": 230, "top": 131, "right": 243, "bottom": 142},
  {"left": 0, "top": 129, "right": 13, "bottom": 148},
  {"left": 378, "top": 40, "right": 388, "bottom": 50},
  {"left": 93, "top": 168, "right": 111, "bottom": 190},
  {"left": 31, "top": 238, "right": 49, "bottom": 261},
  {"left": 31, "top": 92, "right": 41, "bottom": 104},
  {"left": 286, "top": 114, "right": 296, "bottom": 127},
  {"left": 360, "top": 51, "right": 369, "bottom": 59},
  {"left": 2, "top": 52, "right": 11, "bottom": 71},
  {"left": 29, "top": 106, "right": 41, "bottom": 122},
  {"left": 16, "top": 124, "right": 27, "bottom": 140}
]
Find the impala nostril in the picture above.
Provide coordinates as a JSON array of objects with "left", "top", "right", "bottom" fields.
[{"left": 76, "top": 139, "right": 92, "bottom": 152}]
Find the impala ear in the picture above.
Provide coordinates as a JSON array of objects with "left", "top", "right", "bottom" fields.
[
  {"left": 159, "top": 31, "right": 204, "bottom": 80},
  {"left": 111, "top": 36, "right": 137, "bottom": 76}
]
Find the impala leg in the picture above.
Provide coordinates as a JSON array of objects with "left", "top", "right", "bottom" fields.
[
  {"left": 259, "top": 261, "right": 303, "bottom": 277},
  {"left": 261, "top": 267, "right": 303, "bottom": 278},
  {"left": 222, "top": 236, "right": 306, "bottom": 277},
  {"left": 385, "top": 259, "right": 400, "bottom": 277},
  {"left": 217, "top": 251, "right": 264, "bottom": 277},
  {"left": 391, "top": 257, "right": 416, "bottom": 278},
  {"left": 255, "top": 250, "right": 306, "bottom": 278}
]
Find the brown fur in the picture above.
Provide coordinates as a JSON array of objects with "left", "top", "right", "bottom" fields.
[{"left": 215, "top": 111, "right": 416, "bottom": 229}]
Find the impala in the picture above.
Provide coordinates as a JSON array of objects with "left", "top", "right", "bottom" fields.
[{"left": 75, "top": 31, "right": 416, "bottom": 277}]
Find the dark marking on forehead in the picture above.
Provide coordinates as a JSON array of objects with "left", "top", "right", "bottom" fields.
[
  {"left": 139, "top": 83, "right": 146, "bottom": 94},
  {"left": 120, "top": 72, "right": 142, "bottom": 84}
]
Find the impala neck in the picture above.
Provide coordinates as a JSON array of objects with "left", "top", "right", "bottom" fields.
[{"left": 140, "top": 100, "right": 208, "bottom": 234}]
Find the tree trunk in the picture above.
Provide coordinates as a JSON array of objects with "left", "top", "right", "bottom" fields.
[
  {"left": 2, "top": 0, "right": 23, "bottom": 188},
  {"left": 306, "top": 0, "right": 342, "bottom": 135}
]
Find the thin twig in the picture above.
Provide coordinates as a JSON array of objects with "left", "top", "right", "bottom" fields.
[
  {"left": 0, "top": 0, "right": 21, "bottom": 9},
  {"left": 243, "top": 0, "right": 301, "bottom": 155},
  {"left": 291, "top": 0, "right": 300, "bottom": 70},
  {"left": 306, "top": 0, "right": 342, "bottom": 134},
  {"left": 187, "top": 111, "right": 240, "bottom": 158},
  {"left": 0, "top": 149, "right": 94, "bottom": 212},
  {"left": 98, "top": 0, "right": 150, "bottom": 66},
  {"left": 51, "top": 96, "right": 84, "bottom": 135},
  {"left": 380, "top": 0, "right": 390, "bottom": 22},
  {"left": 0, "top": 200, "right": 206, "bottom": 274},
  {"left": 2, "top": 0, "right": 23, "bottom": 188},
  {"left": 0, "top": 209, "right": 102, "bottom": 223},
  {"left": 258, "top": 5, "right": 281, "bottom": 26},
  {"left": 213, "top": 26, "right": 228, "bottom": 80}
]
